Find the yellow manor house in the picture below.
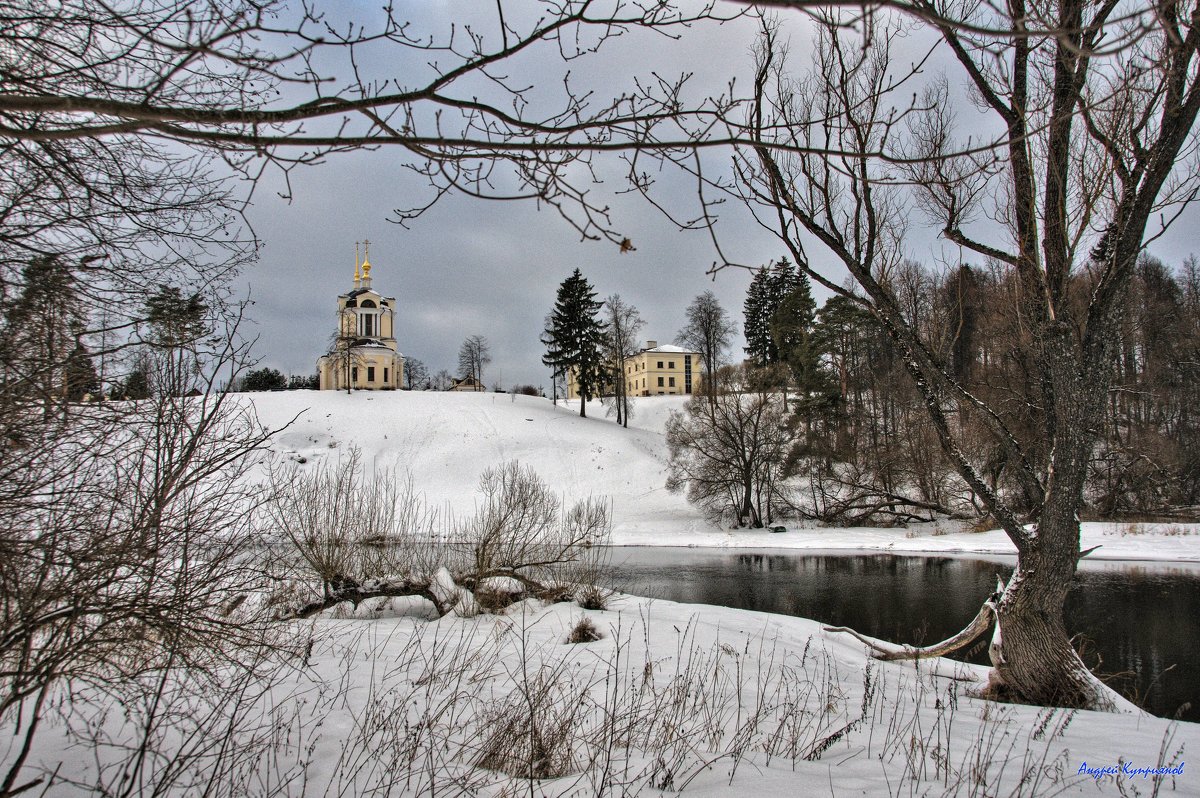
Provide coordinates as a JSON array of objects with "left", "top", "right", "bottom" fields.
[
  {"left": 567, "top": 341, "right": 704, "bottom": 399},
  {"left": 317, "top": 242, "right": 405, "bottom": 390}
]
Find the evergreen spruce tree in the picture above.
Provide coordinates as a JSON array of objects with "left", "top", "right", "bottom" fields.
[
  {"left": 744, "top": 258, "right": 800, "bottom": 366},
  {"left": 770, "top": 271, "right": 820, "bottom": 394},
  {"left": 119, "top": 353, "right": 153, "bottom": 400},
  {"left": 64, "top": 342, "right": 100, "bottom": 402},
  {"left": 542, "top": 269, "right": 607, "bottom": 417},
  {"left": 242, "top": 367, "right": 288, "bottom": 392},
  {"left": 743, "top": 266, "right": 772, "bottom": 366},
  {"left": 767, "top": 258, "right": 800, "bottom": 315}
]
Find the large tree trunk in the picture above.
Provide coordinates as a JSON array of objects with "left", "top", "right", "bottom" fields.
[
  {"left": 746, "top": 0, "right": 1200, "bottom": 710},
  {"left": 988, "top": 545, "right": 1112, "bottom": 708},
  {"left": 830, "top": 321, "right": 1124, "bottom": 710},
  {"left": 741, "top": 475, "right": 761, "bottom": 528}
]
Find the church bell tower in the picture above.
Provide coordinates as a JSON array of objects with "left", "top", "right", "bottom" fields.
[{"left": 316, "top": 241, "right": 404, "bottom": 391}]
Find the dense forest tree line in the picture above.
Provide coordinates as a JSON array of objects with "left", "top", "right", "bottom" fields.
[{"left": 755, "top": 254, "right": 1200, "bottom": 523}]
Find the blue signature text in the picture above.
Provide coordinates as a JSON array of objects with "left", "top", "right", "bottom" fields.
[{"left": 1078, "top": 761, "right": 1185, "bottom": 781}]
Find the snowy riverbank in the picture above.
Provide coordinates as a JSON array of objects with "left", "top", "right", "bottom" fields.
[{"left": 18, "top": 389, "right": 1196, "bottom": 797}]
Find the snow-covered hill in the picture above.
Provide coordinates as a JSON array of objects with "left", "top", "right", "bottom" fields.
[
  {"left": 241, "top": 389, "right": 712, "bottom": 540},
  {"left": 239, "top": 389, "right": 1200, "bottom": 559}
]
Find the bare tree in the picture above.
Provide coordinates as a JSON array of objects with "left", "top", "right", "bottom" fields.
[
  {"left": 665, "top": 365, "right": 793, "bottom": 528},
  {"left": 713, "top": 7, "right": 1200, "bottom": 710},
  {"left": 0, "top": 328, "right": 277, "bottom": 796},
  {"left": 677, "top": 290, "right": 736, "bottom": 408},
  {"left": 603, "top": 295, "right": 644, "bottom": 428},
  {"left": 403, "top": 356, "right": 430, "bottom": 391},
  {"left": 4, "top": 1, "right": 696, "bottom": 774},
  {"left": 324, "top": 331, "right": 368, "bottom": 394},
  {"left": 7, "top": 0, "right": 1192, "bottom": 725},
  {"left": 458, "top": 334, "right": 491, "bottom": 391},
  {"left": 1, "top": 1, "right": 737, "bottom": 249}
]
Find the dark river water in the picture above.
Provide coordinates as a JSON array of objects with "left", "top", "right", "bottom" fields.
[{"left": 608, "top": 547, "right": 1200, "bottom": 721}]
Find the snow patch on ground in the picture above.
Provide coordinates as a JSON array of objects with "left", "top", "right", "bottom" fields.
[
  {"left": 48, "top": 593, "right": 1194, "bottom": 796},
  {"left": 19, "top": 391, "right": 1194, "bottom": 796}
]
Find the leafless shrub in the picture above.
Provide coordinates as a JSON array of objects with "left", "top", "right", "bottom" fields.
[
  {"left": 475, "top": 668, "right": 584, "bottom": 780},
  {"left": 0, "top": 347, "right": 283, "bottom": 796},
  {"left": 51, "top": 646, "right": 296, "bottom": 797},
  {"left": 21, "top": 592, "right": 1164, "bottom": 797},
  {"left": 459, "top": 462, "right": 610, "bottom": 594},
  {"left": 475, "top": 583, "right": 525, "bottom": 613},
  {"left": 266, "top": 459, "right": 611, "bottom": 620},
  {"left": 575, "top": 585, "right": 610, "bottom": 611},
  {"left": 262, "top": 447, "right": 446, "bottom": 609}
]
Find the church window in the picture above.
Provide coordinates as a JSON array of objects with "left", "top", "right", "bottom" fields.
[
  {"left": 383, "top": 368, "right": 389, "bottom": 384},
  {"left": 352, "top": 367, "right": 358, "bottom": 382},
  {"left": 368, "top": 366, "right": 375, "bottom": 382}
]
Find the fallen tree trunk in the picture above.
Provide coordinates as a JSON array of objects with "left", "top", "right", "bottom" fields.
[
  {"left": 282, "top": 567, "right": 586, "bottom": 621},
  {"left": 288, "top": 576, "right": 448, "bottom": 619},
  {"left": 824, "top": 580, "right": 1001, "bottom": 661}
]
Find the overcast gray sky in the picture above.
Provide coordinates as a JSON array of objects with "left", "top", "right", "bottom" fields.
[
  {"left": 243, "top": 154, "right": 780, "bottom": 389},
  {"left": 236, "top": 2, "right": 1200, "bottom": 390},
  {"left": 239, "top": 3, "right": 785, "bottom": 389}
]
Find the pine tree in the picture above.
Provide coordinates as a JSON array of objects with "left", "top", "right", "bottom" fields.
[
  {"left": 542, "top": 269, "right": 607, "bottom": 417},
  {"left": 145, "top": 285, "right": 208, "bottom": 347},
  {"left": 144, "top": 285, "right": 208, "bottom": 396},
  {"left": 1, "top": 256, "right": 90, "bottom": 415}
]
